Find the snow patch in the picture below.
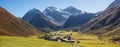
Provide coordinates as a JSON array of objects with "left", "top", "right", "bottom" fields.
[
  {"left": 62, "top": 15, "right": 70, "bottom": 19},
  {"left": 55, "top": 9, "right": 62, "bottom": 12},
  {"left": 48, "top": 16, "right": 54, "bottom": 20}
]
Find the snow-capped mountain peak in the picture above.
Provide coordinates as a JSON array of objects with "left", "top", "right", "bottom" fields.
[
  {"left": 43, "top": 6, "right": 96, "bottom": 24},
  {"left": 65, "top": 6, "right": 78, "bottom": 10},
  {"left": 64, "top": 6, "right": 82, "bottom": 15},
  {"left": 45, "top": 6, "right": 62, "bottom": 12}
]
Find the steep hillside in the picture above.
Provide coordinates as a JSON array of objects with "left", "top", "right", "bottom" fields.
[
  {"left": 82, "top": 0, "right": 120, "bottom": 37},
  {"left": 0, "top": 7, "right": 42, "bottom": 37}
]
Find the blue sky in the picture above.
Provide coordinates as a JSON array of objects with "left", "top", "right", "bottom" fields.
[{"left": 0, "top": 0, "right": 114, "bottom": 17}]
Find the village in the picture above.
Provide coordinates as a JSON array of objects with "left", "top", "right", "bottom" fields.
[{"left": 38, "top": 31, "right": 80, "bottom": 43}]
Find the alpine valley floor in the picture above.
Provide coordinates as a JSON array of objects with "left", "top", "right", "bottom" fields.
[{"left": 0, "top": 31, "right": 120, "bottom": 47}]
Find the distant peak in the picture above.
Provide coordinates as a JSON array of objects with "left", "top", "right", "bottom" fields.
[
  {"left": 66, "top": 6, "right": 76, "bottom": 9},
  {"left": 44, "top": 6, "right": 62, "bottom": 12},
  {"left": 64, "top": 6, "right": 82, "bottom": 13},
  {"left": 46, "top": 6, "right": 57, "bottom": 10},
  {"left": 67, "top": 6, "right": 74, "bottom": 8},
  {"left": 29, "top": 8, "right": 39, "bottom": 11},
  {"left": 28, "top": 8, "right": 41, "bottom": 13}
]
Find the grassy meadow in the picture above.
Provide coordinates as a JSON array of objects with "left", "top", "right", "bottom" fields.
[{"left": 0, "top": 31, "right": 120, "bottom": 47}]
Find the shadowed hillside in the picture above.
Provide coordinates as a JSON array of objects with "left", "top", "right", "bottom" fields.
[{"left": 63, "top": 13, "right": 95, "bottom": 28}]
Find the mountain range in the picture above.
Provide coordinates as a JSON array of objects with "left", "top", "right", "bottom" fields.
[{"left": 22, "top": 6, "right": 96, "bottom": 32}]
